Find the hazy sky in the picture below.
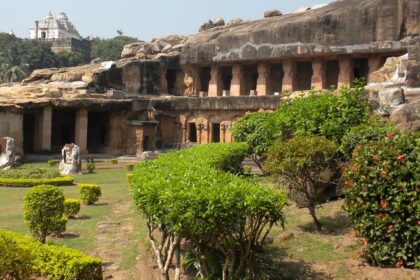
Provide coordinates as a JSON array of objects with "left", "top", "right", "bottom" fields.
[{"left": 1, "top": 0, "right": 333, "bottom": 41}]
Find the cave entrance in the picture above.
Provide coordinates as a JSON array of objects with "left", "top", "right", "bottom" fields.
[
  {"left": 270, "top": 63, "right": 284, "bottom": 94},
  {"left": 221, "top": 66, "right": 232, "bottom": 94},
  {"left": 325, "top": 60, "right": 339, "bottom": 89},
  {"left": 294, "top": 61, "right": 313, "bottom": 91},
  {"left": 188, "top": 123, "right": 197, "bottom": 143},
  {"left": 23, "top": 113, "right": 36, "bottom": 153},
  {"left": 200, "top": 67, "right": 211, "bottom": 93},
  {"left": 51, "top": 109, "right": 76, "bottom": 152},
  {"left": 87, "top": 112, "right": 110, "bottom": 153},
  {"left": 353, "top": 58, "right": 369, "bottom": 82},
  {"left": 211, "top": 123, "right": 221, "bottom": 143},
  {"left": 166, "top": 69, "right": 177, "bottom": 94},
  {"left": 243, "top": 65, "right": 258, "bottom": 95}
]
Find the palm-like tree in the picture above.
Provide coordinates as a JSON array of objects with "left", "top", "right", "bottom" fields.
[{"left": 2, "top": 64, "right": 28, "bottom": 83}]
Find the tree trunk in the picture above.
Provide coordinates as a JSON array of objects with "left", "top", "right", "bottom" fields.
[
  {"left": 174, "top": 246, "right": 181, "bottom": 280},
  {"left": 309, "top": 207, "right": 322, "bottom": 231}
]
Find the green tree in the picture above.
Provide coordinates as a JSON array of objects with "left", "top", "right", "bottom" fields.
[
  {"left": 55, "top": 51, "right": 84, "bottom": 67},
  {"left": 266, "top": 136, "right": 338, "bottom": 231},
  {"left": 23, "top": 185, "right": 66, "bottom": 243},
  {"left": 91, "top": 35, "right": 138, "bottom": 61}
]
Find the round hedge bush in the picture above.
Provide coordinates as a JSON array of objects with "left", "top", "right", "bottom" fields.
[
  {"left": 344, "top": 132, "right": 420, "bottom": 269},
  {"left": 79, "top": 184, "right": 102, "bottom": 205},
  {"left": 23, "top": 185, "right": 66, "bottom": 243},
  {"left": 64, "top": 199, "right": 81, "bottom": 218}
]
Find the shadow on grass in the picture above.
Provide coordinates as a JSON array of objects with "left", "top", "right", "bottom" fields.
[
  {"left": 298, "top": 213, "right": 349, "bottom": 235},
  {"left": 71, "top": 215, "right": 91, "bottom": 220},
  {"left": 53, "top": 232, "right": 80, "bottom": 239},
  {"left": 91, "top": 202, "right": 109, "bottom": 207},
  {"left": 260, "top": 247, "right": 333, "bottom": 280}
]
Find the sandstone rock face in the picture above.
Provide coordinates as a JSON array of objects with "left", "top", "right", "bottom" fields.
[
  {"left": 369, "top": 55, "right": 408, "bottom": 84},
  {"left": 182, "top": 0, "right": 420, "bottom": 64},
  {"left": 121, "top": 35, "right": 187, "bottom": 60},
  {"left": 264, "top": 9, "right": 282, "bottom": 18},
  {"left": 0, "top": 137, "right": 15, "bottom": 170},
  {"left": 59, "top": 144, "right": 81, "bottom": 175},
  {"left": 391, "top": 100, "right": 420, "bottom": 132},
  {"left": 199, "top": 17, "right": 225, "bottom": 32}
]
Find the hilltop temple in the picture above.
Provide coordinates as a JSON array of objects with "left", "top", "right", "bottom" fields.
[
  {"left": 0, "top": 0, "right": 419, "bottom": 156},
  {"left": 29, "top": 12, "right": 90, "bottom": 61}
]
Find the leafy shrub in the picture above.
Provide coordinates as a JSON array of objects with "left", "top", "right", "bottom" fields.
[
  {"left": 86, "top": 162, "right": 96, "bottom": 174},
  {"left": 48, "top": 160, "right": 59, "bottom": 167},
  {"left": 126, "top": 163, "right": 134, "bottom": 171},
  {"left": 266, "top": 136, "right": 338, "bottom": 230},
  {"left": 127, "top": 173, "right": 133, "bottom": 185},
  {"left": 0, "top": 167, "right": 61, "bottom": 179},
  {"left": 79, "top": 184, "right": 102, "bottom": 205},
  {"left": 23, "top": 185, "right": 66, "bottom": 243},
  {"left": 132, "top": 143, "right": 286, "bottom": 279},
  {"left": 272, "top": 82, "right": 371, "bottom": 143},
  {"left": 64, "top": 199, "right": 81, "bottom": 218},
  {"left": 243, "top": 165, "right": 252, "bottom": 174},
  {"left": 340, "top": 118, "right": 395, "bottom": 159},
  {"left": 0, "top": 229, "right": 102, "bottom": 280},
  {"left": 111, "top": 158, "right": 118, "bottom": 164},
  {"left": 232, "top": 111, "right": 275, "bottom": 173},
  {"left": 344, "top": 133, "right": 420, "bottom": 268},
  {"left": 52, "top": 216, "right": 68, "bottom": 235},
  {"left": 0, "top": 176, "right": 74, "bottom": 187},
  {"left": 0, "top": 234, "right": 33, "bottom": 280}
]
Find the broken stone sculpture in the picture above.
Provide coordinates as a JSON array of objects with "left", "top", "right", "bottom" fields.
[
  {"left": 0, "top": 137, "right": 15, "bottom": 170},
  {"left": 59, "top": 144, "right": 81, "bottom": 175}
]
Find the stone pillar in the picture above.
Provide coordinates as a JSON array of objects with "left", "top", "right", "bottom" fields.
[
  {"left": 40, "top": 107, "right": 52, "bottom": 152},
  {"left": 135, "top": 127, "right": 144, "bottom": 156},
  {"left": 230, "top": 65, "right": 244, "bottom": 96},
  {"left": 160, "top": 68, "right": 168, "bottom": 93},
  {"left": 311, "top": 60, "right": 325, "bottom": 90},
  {"left": 208, "top": 65, "right": 222, "bottom": 97},
  {"left": 368, "top": 56, "right": 383, "bottom": 82},
  {"left": 338, "top": 57, "right": 353, "bottom": 88},
  {"left": 75, "top": 108, "right": 88, "bottom": 155},
  {"left": 282, "top": 60, "right": 294, "bottom": 92},
  {"left": 257, "top": 64, "right": 271, "bottom": 96}
]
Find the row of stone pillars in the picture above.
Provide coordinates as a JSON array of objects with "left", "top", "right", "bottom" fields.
[
  {"left": 39, "top": 107, "right": 88, "bottom": 154},
  {"left": 206, "top": 56, "right": 384, "bottom": 97}
]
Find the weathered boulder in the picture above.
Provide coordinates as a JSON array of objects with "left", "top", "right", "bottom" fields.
[
  {"left": 59, "top": 144, "right": 81, "bottom": 175},
  {"left": 227, "top": 18, "right": 243, "bottom": 26},
  {"left": 199, "top": 17, "right": 225, "bottom": 32},
  {"left": 213, "top": 17, "right": 225, "bottom": 26},
  {"left": 378, "top": 88, "right": 405, "bottom": 107},
  {"left": 264, "top": 9, "right": 282, "bottom": 18},
  {"left": 121, "top": 41, "right": 147, "bottom": 59},
  {"left": 0, "top": 137, "right": 15, "bottom": 170},
  {"left": 369, "top": 55, "right": 408, "bottom": 84},
  {"left": 391, "top": 100, "right": 420, "bottom": 132}
]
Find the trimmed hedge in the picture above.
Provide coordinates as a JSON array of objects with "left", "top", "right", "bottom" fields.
[
  {"left": 0, "top": 229, "right": 102, "bottom": 280},
  {"left": 131, "top": 143, "right": 286, "bottom": 278},
  {"left": 0, "top": 176, "right": 74, "bottom": 187},
  {"left": 79, "top": 184, "right": 102, "bottom": 205},
  {"left": 64, "top": 199, "right": 81, "bottom": 218}
]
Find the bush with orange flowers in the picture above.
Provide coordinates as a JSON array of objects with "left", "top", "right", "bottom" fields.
[{"left": 344, "top": 132, "right": 420, "bottom": 269}]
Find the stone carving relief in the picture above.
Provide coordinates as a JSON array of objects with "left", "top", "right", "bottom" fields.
[
  {"left": 183, "top": 73, "right": 195, "bottom": 96},
  {"left": 59, "top": 144, "right": 81, "bottom": 175},
  {"left": 0, "top": 137, "right": 15, "bottom": 170}
]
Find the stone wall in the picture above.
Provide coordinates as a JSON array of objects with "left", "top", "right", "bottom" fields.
[
  {"left": 0, "top": 112, "right": 23, "bottom": 155},
  {"left": 51, "top": 38, "right": 91, "bottom": 62}
]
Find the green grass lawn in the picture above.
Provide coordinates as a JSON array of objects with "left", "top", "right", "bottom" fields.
[{"left": 0, "top": 162, "right": 139, "bottom": 253}]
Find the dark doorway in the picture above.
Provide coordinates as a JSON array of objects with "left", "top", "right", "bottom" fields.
[
  {"left": 243, "top": 65, "right": 258, "bottom": 95},
  {"left": 143, "top": 136, "right": 151, "bottom": 151},
  {"left": 41, "top": 32, "right": 46, "bottom": 39},
  {"left": 166, "top": 69, "right": 177, "bottom": 94},
  {"left": 353, "top": 58, "right": 369, "bottom": 81},
  {"left": 212, "top": 123, "right": 221, "bottom": 143},
  {"left": 51, "top": 109, "right": 76, "bottom": 152},
  {"left": 270, "top": 64, "right": 284, "bottom": 94},
  {"left": 188, "top": 123, "right": 197, "bottom": 142},
  {"left": 221, "top": 66, "right": 232, "bottom": 91},
  {"left": 200, "top": 67, "right": 211, "bottom": 92},
  {"left": 325, "top": 60, "right": 339, "bottom": 89},
  {"left": 87, "top": 112, "right": 109, "bottom": 153},
  {"left": 23, "top": 113, "right": 36, "bottom": 153},
  {"left": 294, "top": 61, "right": 313, "bottom": 91}
]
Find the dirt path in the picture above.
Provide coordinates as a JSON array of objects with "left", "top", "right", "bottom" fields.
[{"left": 93, "top": 199, "right": 136, "bottom": 279}]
